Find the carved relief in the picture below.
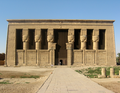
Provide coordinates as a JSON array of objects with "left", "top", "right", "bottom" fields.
[
  {"left": 74, "top": 51, "right": 82, "bottom": 63},
  {"left": 86, "top": 51, "right": 94, "bottom": 65},
  {"left": 51, "top": 43, "right": 56, "bottom": 50},
  {"left": 27, "top": 51, "right": 36, "bottom": 65},
  {"left": 22, "top": 35, "right": 28, "bottom": 42},
  {"left": 40, "top": 52, "right": 49, "bottom": 63},
  {"left": 68, "top": 35, "right": 74, "bottom": 44},
  {"left": 35, "top": 35, "right": 41, "bottom": 42},
  {"left": 47, "top": 35, "right": 54, "bottom": 43},
  {"left": 80, "top": 35, "right": 87, "bottom": 42},
  {"left": 66, "top": 43, "right": 73, "bottom": 49},
  {"left": 80, "top": 35, "right": 87, "bottom": 50},
  {"left": 97, "top": 52, "right": 106, "bottom": 65},
  {"left": 92, "top": 36, "right": 99, "bottom": 42}
]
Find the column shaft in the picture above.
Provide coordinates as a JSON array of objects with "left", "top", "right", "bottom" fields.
[
  {"left": 66, "top": 43, "right": 73, "bottom": 66},
  {"left": 67, "top": 49, "right": 72, "bottom": 66},
  {"left": 81, "top": 42, "right": 86, "bottom": 50},
  {"left": 23, "top": 42, "right": 27, "bottom": 65},
  {"left": 22, "top": 29, "right": 28, "bottom": 65},
  {"left": 50, "top": 50, "right": 53, "bottom": 65},
  {"left": 36, "top": 42, "right": 40, "bottom": 50},
  {"left": 53, "top": 50, "right": 55, "bottom": 66},
  {"left": 93, "top": 42, "right": 98, "bottom": 50}
]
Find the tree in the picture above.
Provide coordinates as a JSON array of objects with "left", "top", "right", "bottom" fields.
[
  {"left": 117, "top": 53, "right": 120, "bottom": 58},
  {"left": 117, "top": 53, "right": 120, "bottom": 64}
]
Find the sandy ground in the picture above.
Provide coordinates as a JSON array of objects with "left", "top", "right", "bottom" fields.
[
  {"left": 72, "top": 66, "right": 120, "bottom": 93},
  {"left": 0, "top": 66, "right": 120, "bottom": 93},
  {"left": 91, "top": 78, "right": 120, "bottom": 93},
  {"left": 0, "top": 66, "right": 54, "bottom": 93}
]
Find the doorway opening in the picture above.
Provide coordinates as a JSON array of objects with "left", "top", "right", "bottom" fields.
[
  {"left": 60, "top": 60, "right": 63, "bottom": 65},
  {"left": 54, "top": 29, "right": 68, "bottom": 65}
]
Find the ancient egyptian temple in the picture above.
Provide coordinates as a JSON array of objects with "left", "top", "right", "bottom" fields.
[{"left": 5, "top": 19, "right": 116, "bottom": 66}]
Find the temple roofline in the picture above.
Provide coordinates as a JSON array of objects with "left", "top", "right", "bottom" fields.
[{"left": 7, "top": 19, "right": 115, "bottom": 23}]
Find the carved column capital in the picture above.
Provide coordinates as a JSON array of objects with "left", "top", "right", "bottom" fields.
[
  {"left": 47, "top": 35, "right": 54, "bottom": 43},
  {"left": 93, "top": 35, "right": 99, "bottom": 50},
  {"left": 66, "top": 43, "right": 73, "bottom": 49},
  {"left": 49, "top": 43, "right": 56, "bottom": 50},
  {"left": 35, "top": 35, "right": 41, "bottom": 42},
  {"left": 92, "top": 36, "right": 99, "bottom": 42},
  {"left": 22, "top": 35, "right": 29, "bottom": 42},
  {"left": 68, "top": 35, "right": 74, "bottom": 44},
  {"left": 80, "top": 35, "right": 87, "bottom": 42}
]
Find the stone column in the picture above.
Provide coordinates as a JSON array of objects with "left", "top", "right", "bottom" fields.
[
  {"left": 53, "top": 48, "right": 55, "bottom": 66},
  {"left": 47, "top": 29, "right": 55, "bottom": 66},
  {"left": 110, "top": 68, "right": 115, "bottom": 78},
  {"left": 66, "top": 43, "right": 73, "bottom": 66},
  {"left": 47, "top": 29, "right": 54, "bottom": 50},
  {"left": 80, "top": 35, "right": 87, "bottom": 50},
  {"left": 80, "top": 35, "right": 87, "bottom": 65},
  {"left": 92, "top": 36, "right": 99, "bottom": 50},
  {"left": 80, "top": 29, "right": 87, "bottom": 50},
  {"left": 22, "top": 29, "right": 29, "bottom": 65},
  {"left": 47, "top": 35, "right": 54, "bottom": 50},
  {"left": 35, "top": 29, "right": 41, "bottom": 66},
  {"left": 35, "top": 35, "right": 41, "bottom": 50},
  {"left": 119, "top": 70, "right": 120, "bottom": 77},
  {"left": 93, "top": 29, "right": 99, "bottom": 65},
  {"left": 92, "top": 36, "right": 99, "bottom": 65},
  {"left": 101, "top": 68, "right": 106, "bottom": 77},
  {"left": 98, "top": 68, "right": 106, "bottom": 78},
  {"left": 80, "top": 29, "right": 87, "bottom": 65},
  {"left": 66, "top": 34, "right": 74, "bottom": 66},
  {"left": 49, "top": 43, "right": 56, "bottom": 66},
  {"left": 35, "top": 34, "right": 41, "bottom": 65}
]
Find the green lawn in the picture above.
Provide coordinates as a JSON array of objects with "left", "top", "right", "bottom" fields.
[{"left": 76, "top": 66, "right": 120, "bottom": 78}]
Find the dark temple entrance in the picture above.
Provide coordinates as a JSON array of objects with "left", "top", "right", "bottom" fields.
[{"left": 54, "top": 29, "right": 68, "bottom": 65}]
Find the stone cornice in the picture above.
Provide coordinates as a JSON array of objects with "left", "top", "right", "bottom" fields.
[{"left": 7, "top": 19, "right": 115, "bottom": 23}]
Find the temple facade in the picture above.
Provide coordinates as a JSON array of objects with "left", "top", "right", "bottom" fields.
[{"left": 5, "top": 19, "right": 116, "bottom": 66}]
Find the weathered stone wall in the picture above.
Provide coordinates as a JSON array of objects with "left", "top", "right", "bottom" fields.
[
  {"left": 6, "top": 26, "right": 16, "bottom": 66},
  {"left": 85, "top": 50, "right": 95, "bottom": 65},
  {"left": 39, "top": 50, "right": 49, "bottom": 66},
  {"left": 73, "top": 50, "right": 83, "bottom": 66},
  {"left": 26, "top": 50, "right": 36, "bottom": 65},
  {"left": 97, "top": 50, "right": 106, "bottom": 65},
  {"left": 16, "top": 50, "right": 49, "bottom": 66},
  {"left": 6, "top": 19, "right": 116, "bottom": 66},
  {"left": 16, "top": 50, "right": 23, "bottom": 66}
]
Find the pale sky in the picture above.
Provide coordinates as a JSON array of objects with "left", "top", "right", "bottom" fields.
[{"left": 0, "top": 0, "right": 120, "bottom": 56}]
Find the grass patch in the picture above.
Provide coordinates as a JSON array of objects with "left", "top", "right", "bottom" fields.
[
  {"left": 0, "top": 80, "right": 11, "bottom": 84},
  {"left": 87, "top": 67, "right": 101, "bottom": 74},
  {"left": 24, "top": 73, "right": 30, "bottom": 75},
  {"left": 25, "top": 82, "right": 30, "bottom": 84},
  {"left": 20, "top": 75, "right": 39, "bottom": 79},
  {"left": 76, "top": 66, "right": 120, "bottom": 78},
  {"left": 86, "top": 75, "right": 98, "bottom": 78},
  {"left": 11, "top": 76, "right": 15, "bottom": 78}
]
